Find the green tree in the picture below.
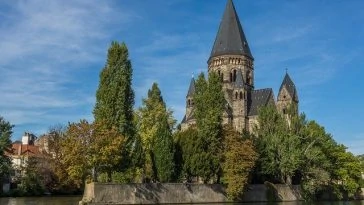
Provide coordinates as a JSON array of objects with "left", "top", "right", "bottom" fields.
[
  {"left": 298, "top": 120, "right": 331, "bottom": 198},
  {"left": 0, "top": 116, "right": 13, "bottom": 194},
  {"left": 222, "top": 125, "right": 257, "bottom": 200},
  {"left": 254, "top": 105, "right": 301, "bottom": 184},
  {"left": 174, "top": 127, "right": 199, "bottom": 182},
  {"left": 153, "top": 119, "right": 175, "bottom": 182},
  {"left": 193, "top": 72, "right": 225, "bottom": 183},
  {"left": 137, "top": 83, "right": 175, "bottom": 182},
  {"left": 93, "top": 41, "right": 134, "bottom": 137},
  {"left": 19, "top": 157, "right": 44, "bottom": 196}
]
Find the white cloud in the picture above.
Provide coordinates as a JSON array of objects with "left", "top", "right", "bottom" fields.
[{"left": 0, "top": 0, "right": 136, "bottom": 137}]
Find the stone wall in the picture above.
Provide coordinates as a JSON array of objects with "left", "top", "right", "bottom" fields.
[
  {"left": 80, "top": 183, "right": 227, "bottom": 205},
  {"left": 80, "top": 183, "right": 303, "bottom": 205}
]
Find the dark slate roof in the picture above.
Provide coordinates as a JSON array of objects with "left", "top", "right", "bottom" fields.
[
  {"left": 209, "top": 0, "right": 253, "bottom": 60},
  {"left": 234, "top": 69, "right": 245, "bottom": 89},
  {"left": 279, "top": 73, "right": 298, "bottom": 102},
  {"left": 248, "top": 88, "right": 274, "bottom": 116},
  {"left": 187, "top": 77, "right": 195, "bottom": 97}
]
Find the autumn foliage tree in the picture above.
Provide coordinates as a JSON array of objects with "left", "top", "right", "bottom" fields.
[
  {"left": 61, "top": 120, "right": 93, "bottom": 188},
  {"left": 222, "top": 125, "right": 257, "bottom": 200},
  {"left": 90, "top": 122, "right": 126, "bottom": 182}
]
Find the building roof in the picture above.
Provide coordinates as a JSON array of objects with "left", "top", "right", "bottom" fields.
[
  {"left": 209, "top": 0, "right": 253, "bottom": 60},
  {"left": 5, "top": 143, "right": 42, "bottom": 158},
  {"left": 248, "top": 88, "right": 274, "bottom": 116},
  {"left": 234, "top": 69, "right": 245, "bottom": 89},
  {"left": 187, "top": 77, "right": 195, "bottom": 97},
  {"left": 279, "top": 73, "right": 298, "bottom": 102}
]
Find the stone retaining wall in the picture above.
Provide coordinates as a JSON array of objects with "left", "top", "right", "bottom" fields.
[{"left": 79, "top": 182, "right": 303, "bottom": 205}]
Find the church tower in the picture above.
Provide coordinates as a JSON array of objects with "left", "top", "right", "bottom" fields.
[
  {"left": 181, "top": 77, "right": 196, "bottom": 130},
  {"left": 180, "top": 0, "right": 299, "bottom": 132},
  {"left": 207, "top": 0, "right": 254, "bottom": 131},
  {"left": 277, "top": 73, "right": 299, "bottom": 115}
]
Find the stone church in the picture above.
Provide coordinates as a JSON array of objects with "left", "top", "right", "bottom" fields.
[{"left": 181, "top": 0, "right": 299, "bottom": 132}]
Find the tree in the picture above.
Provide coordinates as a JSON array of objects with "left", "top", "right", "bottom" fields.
[
  {"left": 193, "top": 72, "right": 225, "bottom": 183},
  {"left": 222, "top": 125, "right": 257, "bottom": 200},
  {"left": 61, "top": 120, "right": 93, "bottom": 188},
  {"left": 254, "top": 105, "right": 301, "bottom": 184},
  {"left": 93, "top": 41, "right": 135, "bottom": 172},
  {"left": 137, "top": 83, "right": 175, "bottom": 182},
  {"left": 174, "top": 127, "right": 199, "bottom": 182},
  {"left": 0, "top": 116, "right": 13, "bottom": 194},
  {"left": 153, "top": 119, "right": 175, "bottom": 182},
  {"left": 93, "top": 41, "right": 135, "bottom": 136},
  {"left": 90, "top": 121, "right": 127, "bottom": 182},
  {"left": 19, "top": 157, "right": 44, "bottom": 196},
  {"left": 45, "top": 125, "right": 70, "bottom": 192}
]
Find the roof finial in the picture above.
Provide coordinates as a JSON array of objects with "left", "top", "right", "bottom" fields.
[
  {"left": 285, "top": 68, "right": 288, "bottom": 74},
  {"left": 192, "top": 72, "right": 194, "bottom": 78}
]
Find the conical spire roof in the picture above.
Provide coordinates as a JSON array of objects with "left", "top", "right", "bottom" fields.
[
  {"left": 234, "top": 69, "right": 245, "bottom": 89},
  {"left": 210, "top": 0, "right": 253, "bottom": 60},
  {"left": 186, "top": 77, "right": 195, "bottom": 97},
  {"left": 279, "top": 73, "right": 298, "bottom": 102}
]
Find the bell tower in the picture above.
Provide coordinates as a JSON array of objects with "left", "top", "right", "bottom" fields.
[
  {"left": 207, "top": 0, "right": 254, "bottom": 131},
  {"left": 277, "top": 72, "right": 299, "bottom": 115}
]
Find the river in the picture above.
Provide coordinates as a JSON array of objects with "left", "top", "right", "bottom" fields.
[{"left": 0, "top": 197, "right": 363, "bottom": 205}]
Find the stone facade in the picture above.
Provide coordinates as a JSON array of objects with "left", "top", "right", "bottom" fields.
[{"left": 181, "top": 0, "right": 299, "bottom": 132}]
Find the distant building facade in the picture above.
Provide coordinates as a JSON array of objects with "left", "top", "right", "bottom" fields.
[
  {"left": 5, "top": 132, "right": 42, "bottom": 189},
  {"left": 181, "top": 0, "right": 299, "bottom": 132}
]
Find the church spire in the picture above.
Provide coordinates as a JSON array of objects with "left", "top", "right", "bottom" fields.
[
  {"left": 279, "top": 73, "right": 298, "bottom": 102},
  {"left": 186, "top": 77, "right": 195, "bottom": 97},
  {"left": 209, "top": 0, "right": 253, "bottom": 60}
]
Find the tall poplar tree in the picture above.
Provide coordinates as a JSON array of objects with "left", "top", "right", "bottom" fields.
[
  {"left": 93, "top": 41, "right": 134, "bottom": 137},
  {"left": 138, "top": 83, "right": 175, "bottom": 182},
  {"left": 193, "top": 72, "right": 225, "bottom": 182},
  {"left": 93, "top": 41, "right": 135, "bottom": 172}
]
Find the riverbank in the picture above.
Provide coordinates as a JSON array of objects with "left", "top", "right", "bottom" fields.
[{"left": 79, "top": 182, "right": 303, "bottom": 204}]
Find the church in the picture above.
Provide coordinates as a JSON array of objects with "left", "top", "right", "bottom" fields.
[{"left": 181, "top": 0, "right": 299, "bottom": 132}]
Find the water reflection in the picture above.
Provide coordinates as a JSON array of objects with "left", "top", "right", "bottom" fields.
[{"left": 0, "top": 196, "right": 81, "bottom": 205}]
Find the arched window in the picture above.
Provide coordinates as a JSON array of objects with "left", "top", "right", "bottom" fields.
[
  {"left": 235, "top": 92, "right": 238, "bottom": 100},
  {"left": 239, "top": 92, "right": 243, "bottom": 100},
  {"left": 221, "top": 73, "right": 224, "bottom": 82},
  {"left": 233, "top": 70, "right": 237, "bottom": 82},
  {"left": 230, "top": 73, "right": 233, "bottom": 82},
  {"left": 218, "top": 70, "right": 221, "bottom": 76},
  {"left": 188, "top": 99, "right": 191, "bottom": 106}
]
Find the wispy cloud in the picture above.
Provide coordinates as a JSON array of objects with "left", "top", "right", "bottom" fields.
[{"left": 0, "top": 0, "right": 136, "bottom": 138}]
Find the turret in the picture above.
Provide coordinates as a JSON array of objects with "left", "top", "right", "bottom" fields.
[
  {"left": 277, "top": 72, "right": 299, "bottom": 115},
  {"left": 181, "top": 77, "right": 196, "bottom": 130}
]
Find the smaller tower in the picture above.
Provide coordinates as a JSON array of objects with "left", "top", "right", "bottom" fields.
[
  {"left": 181, "top": 77, "right": 196, "bottom": 130},
  {"left": 232, "top": 70, "right": 247, "bottom": 131},
  {"left": 277, "top": 72, "right": 299, "bottom": 115}
]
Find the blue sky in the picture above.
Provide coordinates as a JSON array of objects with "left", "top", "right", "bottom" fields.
[{"left": 0, "top": 0, "right": 363, "bottom": 155}]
